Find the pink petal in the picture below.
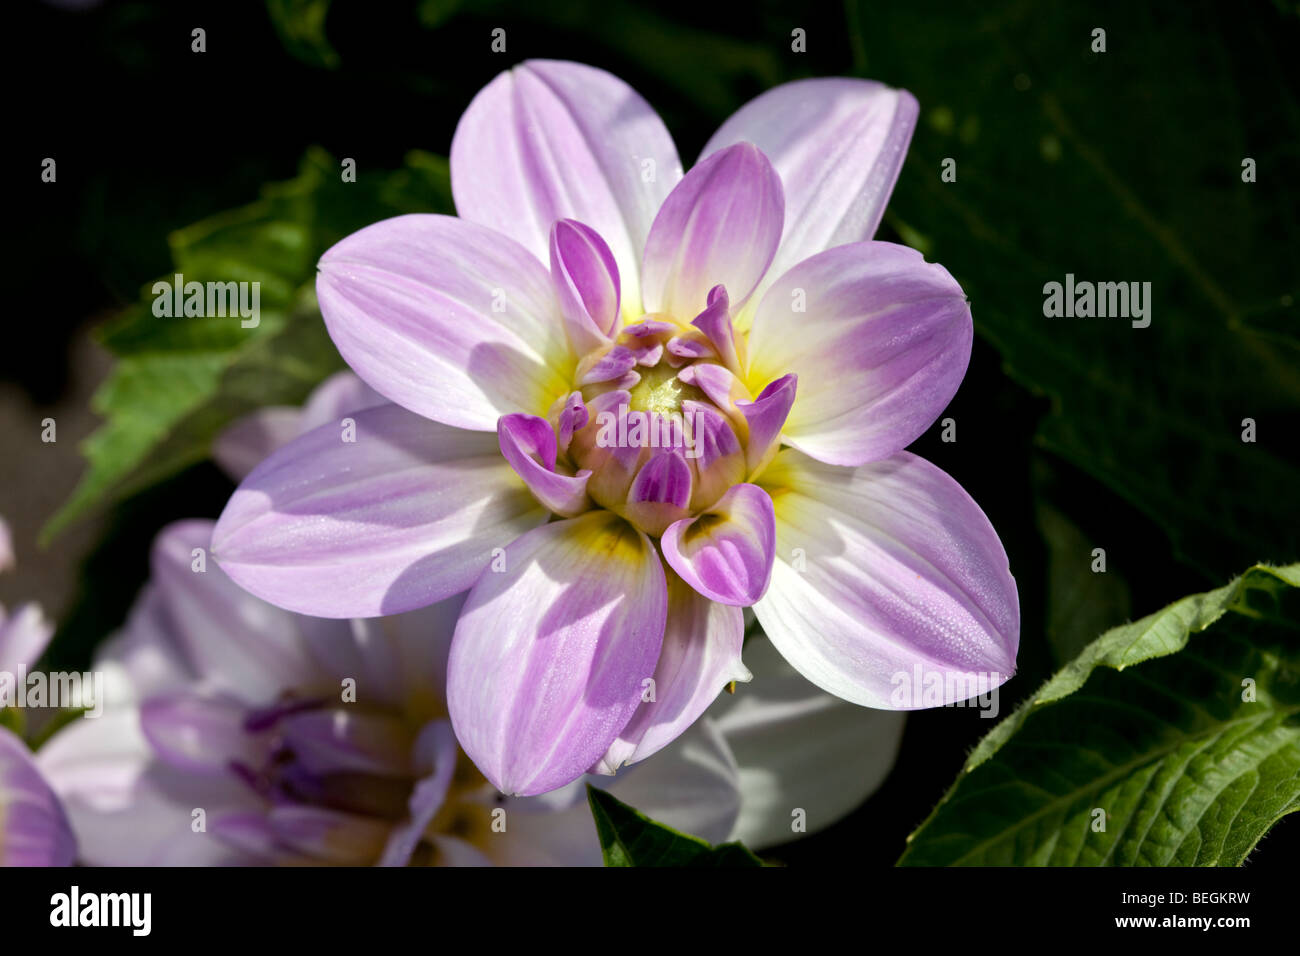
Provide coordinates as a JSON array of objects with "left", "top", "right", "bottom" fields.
[
  {"left": 702, "top": 77, "right": 918, "bottom": 316},
  {"left": 662, "top": 483, "right": 776, "bottom": 606},
  {"left": 624, "top": 449, "right": 693, "bottom": 536},
  {"left": 736, "top": 373, "right": 797, "bottom": 475},
  {"left": 95, "top": 585, "right": 198, "bottom": 707},
  {"left": 451, "top": 59, "right": 682, "bottom": 316},
  {"left": 148, "top": 520, "right": 318, "bottom": 700},
  {"left": 497, "top": 413, "right": 591, "bottom": 517},
  {"left": 36, "top": 711, "right": 260, "bottom": 865},
  {"left": 754, "top": 449, "right": 1019, "bottom": 708},
  {"left": 377, "top": 720, "right": 459, "bottom": 866},
  {"left": 708, "top": 635, "right": 906, "bottom": 849},
  {"left": 594, "top": 573, "right": 750, "bottom": 771},
  {"left": 0, "top": 726, "right": 76, "bottom": 866},
  {"left": 317, "top": 214, "right": 571, "bottom": 431},
  {"left": 296, "top": 370, "right": 387, "bottom": 433},
  {"left": 212, "top": 407, "right": 302, "bottom": 483},
  {"left": 550, "top": 219, "right": 621, "bottom": 352},
  {"left": 748, "top": 241, "right": 972, "bottom": 466},
  {"left": 213, "top": 404, "right": 548, "bottom": 618},
  {"left": 140, "top": 693, "right": 266, "bottom": 775},
  {"left": 556, "top": 390, "right": 590, "bottom": 455},
  {"left": 447, "top": 511, "right": 667, "bottom": 796},
  {"left": 641, "top": 143, "right": 784, "bottom": 320},
  {"left": 0, "top": 516, "right": 12, "bottom": 573},
  {"left": 0, "top": 602, "right": 54, "bottom": 676},
  {"left": 214, "top": 374, "right": 387, "bottom": 483},
  {"left": 690, "top": 285, "right": 741, "bottom": 374}
]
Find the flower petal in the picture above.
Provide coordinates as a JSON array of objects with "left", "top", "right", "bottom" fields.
[
  {"left": 748, "top": 241, "right": 972, "bottom": 466},
  {"left": 708, "top": 635, "right": 905, "bottom": 849},
  {"left": 702, "top": 77, "right": 918, "bottom": 320},
  {"left": 662, "top": 483, "right": 776, "bottom": 606},
  {"left": 625, "top": 449, "right": 693, "bottom": 536},
  {"left": 550, "top": 219, "right": 621, "bottom": 352},
  {"left": 736, "top": 373, "right": 797, "bottom": 475},
  {"left": 140, "top": 693, "right": 266, "bottom": 775},
  {"left": 317, "top": 213, "right": 571, "bottom": 431},
  {"left": 493, "top": 719, "right": 741, "bottom": 865},
  {"left": 690, "top": 285, "right": 741, "bottom": 375},
  {"left": 0, "top": 516, "right": 12, "bottom": 573},
  {"left": 754, "top": 449, "right": 1019, "bottom": 708},
  {"left": 498, "top": 413, "right": 591, "bottom": 517},
  {"left": 447, "top": 511, "right": 667, "bottom": 796},
  {"left": 377, "top": 720, "right": 459, "bottom": 866},
  {"left": 36, "top": 711, "right": 260, "bottom": 865},
  {"left": 95, "top": 586, "right": 197, "bottom": 708},
  {"left": 641, "top": 143, "right": 784, "bottom": 320},
  {"left": 451, "top": 59, "right": 682, "bottom": 316},
  {"left": 600, "top": 717, "right": 742, "bottom": 847},
  {"left": 301, "top": 596, "right": 466, "bottom": 717},
  {"left": 431, "top": 835, "right": 495, "bottom": 867},
  {"left": 0, "top": 602, "right": 54, "bottom": 676},
  {"left": 214, "top": 374, "right": 388, "bottom": 483},
  {"left": 279, "top": 709, "right": 415, "bottom": 778},
  {"left": 296, "top": 370, "right": 387, "bottom": 432},
  {"left": 212, "top": 407, "right": 302, "bottom": 483},
  {"left": 0, "top": 727, "right": 76, "bottom": 866},
  {"left": 268, "top": 804, "right": 391, "bottom": 864},
  {"left": 594, "top": 573, "right": 749, "bottom": 771},
  {"left": 207, "top": 812, "right": 314, "bottom": 865},
  {"left": 148, "top": 520, "right": 319, "bottom": 700},
  {"left": 556, "top": 390, "right": 590, "bottom": 455},
  {"left": 213, "top": 404, "right": 548, "bottom": 618}
]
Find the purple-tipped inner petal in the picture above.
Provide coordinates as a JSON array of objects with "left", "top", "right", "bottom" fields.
[
  {"left": 498, "top": 413, "right": 591, "bottom": 517},
  {"left": 737, "top": 373, "right": 797, "bottom": 474},
  {"left": 661, "top": 483, "right": 777, "bottom": 606},
  {"left": 690, "top": 285, "right": 741, "bottom": 375},
  {"left": 550, "top": 218, "right": 622, "bottom": 353}
]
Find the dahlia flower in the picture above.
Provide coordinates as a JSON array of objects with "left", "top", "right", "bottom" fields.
[
  {"left": 213, "top": 60, "right": 1019, "bottom": 796},
  {"left": 0, "top": 727, "right": 75, "bottom": 866},
  {"left": 37, "top": 519, "right": 903, "bottom": 865},
  {"left": 0, "top": 531, "right": 77, "bottom": 867}
]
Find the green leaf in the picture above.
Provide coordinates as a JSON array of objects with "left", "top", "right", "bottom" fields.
[
  {"left": 29, "top": 707, "right": 87, "bottom": 751},
  {"left": 586, "top": 785, "right": 765, "bottom": 867},
  {"left": 857, "top": 1, "right": 1300, "bottom": 578},
  {"left": 42, "top": 148, "right": 453, "bottom": 543},
  {"left": 0, "top": 706, "right": 25, "bottom": 738},
  {"left": 266, "top": 0, "right": 339, "bottom": 69},
  {"left": 899, "top": 564, "right": 1300, "bottom": 866}
]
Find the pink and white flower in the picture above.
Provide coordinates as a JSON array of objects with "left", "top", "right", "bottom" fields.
[
  {"left": 212, "top": 61, "right": 1018, "bottom": 797},
  {"left": 0, "top": 527, "right": 76, "bottom": 868},
  {"left": 37, "top": 519, "right": 904, "bottom": 865},
  {"left": 0, "top": 726, "right": 75, "bottom": 867}
]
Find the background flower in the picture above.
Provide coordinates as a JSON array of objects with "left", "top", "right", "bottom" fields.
[
  {"left": 0, "top": 521, "right": 76, "bottom": 868},
  {"left": 0, "top": 726, "right": 75, "bottom": 867},
  {"left": 37, "top": 519, "right": 904, "bottom": 865}
]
